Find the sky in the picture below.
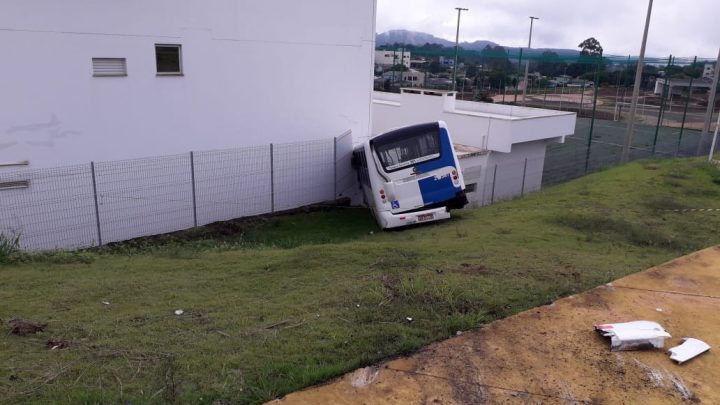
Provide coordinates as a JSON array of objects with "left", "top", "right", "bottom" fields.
[{"left": 376, "top": 0, "right": 720, "bottom": 59}]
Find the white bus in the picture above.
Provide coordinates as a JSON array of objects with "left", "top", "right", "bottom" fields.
[{"left": 352, "top": 121, "right": 468, "bottom": 229}]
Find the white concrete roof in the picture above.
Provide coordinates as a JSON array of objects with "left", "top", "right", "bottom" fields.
[{"left": 372, "top": 89, "right": 577, "bottom": 153}]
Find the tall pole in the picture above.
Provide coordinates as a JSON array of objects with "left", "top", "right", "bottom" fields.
[
  {"left": 514, "top": 48, "right": 522, "bottom": 104},
  {"left": 698, "top": 48, "right": 720, "bottom": 155},
  {"left": 521, "top": 16, "right": 539, "bottom": 106},
  {"left": 452, "top": 7, "right": 469, "bottom": 92},
  {"left": 621, "top": 0, "right": 654, "bottom": 163},
  {"left": 708, "top": 112, "right": 720, "bottom": 161}
]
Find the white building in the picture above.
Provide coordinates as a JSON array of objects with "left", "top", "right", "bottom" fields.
[
  {"left": 372, "top": 89, "right": 576, "bottom": 205},
  {"left": 375, "top": 49, "right": 411, "bottom": 68},
  {"left": 703, "top": 63, "right": 715, "bottom": 79},
  {"left": 0, "top": 0, "right": 377, "bottom": 170},
  {"left": 439, "top": 56, "right": 455, "bottom": 68},
  {"left": 402, "top": 69, "right": 426, "bottom": 87}
]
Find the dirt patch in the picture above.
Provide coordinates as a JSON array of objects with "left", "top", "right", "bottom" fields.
[
  {"left": 453, "top": 263, "right": 489, "bottom": 275},
  {"left": 45, "top": 338, "right": 71, "bottom": 350},
  {"left": 8, "top": 319, "right": 47, "bottom": 336},
  {"left": 380, "top": 274, "right": 401, "bottom": 300}
]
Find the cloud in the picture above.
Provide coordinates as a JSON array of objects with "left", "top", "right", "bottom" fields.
[{"left": 376, "top": 0, "right": 720, "bottom": 59}]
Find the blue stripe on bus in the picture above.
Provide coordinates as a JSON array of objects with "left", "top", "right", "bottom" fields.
[
  {"left": 416, "top": 127, "right": 460, "bottom": 205},
  {"left": 419, "top": 174, "right": 457, "bottom": 205}
]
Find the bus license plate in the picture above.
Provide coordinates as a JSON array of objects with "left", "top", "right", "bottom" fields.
[{"left": 417, "top": 213, "right": 434, "bottom": 221}]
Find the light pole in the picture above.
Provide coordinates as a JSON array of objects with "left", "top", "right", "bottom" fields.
[
  {"left": 521, "top": 16, "right": 539, "bottom": 106},
  {"left": 621, "top": 0, "right": 653, "bottom": 163},
  {"left": 452, "top": 7, "right": 469, "bottom": 92}
]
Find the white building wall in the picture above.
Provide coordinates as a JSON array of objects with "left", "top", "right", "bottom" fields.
[
  {"left": 372, "top": 89, "right": 575, "bottom": 208},
  {"left": 459, "top": 142, "right": 547, "bottom": 208},
  {"left": 0, "top": 0, "right": 376, "bottom": 170}
]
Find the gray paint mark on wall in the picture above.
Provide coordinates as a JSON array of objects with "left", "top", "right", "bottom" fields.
[
  {"left": 0, "top": 142, "right": 18, "bottom": 150},
  {"left": 5, "top": 115, "right": 81, "bottom": 149},
  {"left": 6, "top": 115, "right": 61, "bottom": 134}
]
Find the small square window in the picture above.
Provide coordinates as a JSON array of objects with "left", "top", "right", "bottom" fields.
[
  {"left": 155, "top": 44, "right": 182, "bottom": 75},
  {"left": 92, "top": 58, "right": 127, "bottom": 77}
]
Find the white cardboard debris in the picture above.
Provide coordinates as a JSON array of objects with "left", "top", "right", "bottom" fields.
[
  {"left": 668, "top": 338, "right": 710, "bottom": 364},
  {"left": 594, "top": 321, "right": 671, "bottom": 351},
  {"left": 174, "top": 309, "right": 184, "bottom": 316}
]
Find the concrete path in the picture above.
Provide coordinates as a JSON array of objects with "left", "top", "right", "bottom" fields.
[{"left": 273, "top": 246, "right": 720, "bottom": 404}]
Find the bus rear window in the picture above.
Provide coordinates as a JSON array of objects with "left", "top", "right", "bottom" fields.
[{"left": 373, "top": 127, "right": 440, "bottom": 171}]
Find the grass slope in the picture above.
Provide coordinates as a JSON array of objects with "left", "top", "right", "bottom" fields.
[{"left": 1, "top": 158, "right": 720, "bottom": 403}]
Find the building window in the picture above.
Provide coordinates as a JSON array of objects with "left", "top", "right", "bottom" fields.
[
  {"left": 155, "top": 44, "right": 183, "bottom": 75},
  {"left": 92, "top": 58, "right": 127, "bottom": 77}
]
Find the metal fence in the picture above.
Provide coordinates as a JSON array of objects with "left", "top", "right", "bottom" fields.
[
  {"left": 0, "top": 131, "right": 354, "bottom": 251},
  {"left": 542, "top": 117, "right": 707, "bottom": 186},
  {"left": 377, "top": 46, "right": 719, "bottom": 184},
  {"left": 469, "top": 155, "right": 546, "bottom": 207}
]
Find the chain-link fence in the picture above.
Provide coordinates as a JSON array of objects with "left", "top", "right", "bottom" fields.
[
  {"left": 0, "top": 131, "right": 354, "bottom": 251},
  {"left": 376, "top": 46, "right": 718, "bottom": 186}
]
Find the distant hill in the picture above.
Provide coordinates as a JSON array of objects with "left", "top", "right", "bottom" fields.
[
  {"left": 376, "top": 29, "right": 497, "bottom": 50},
  {"left": 376, "top": 29, "right": 579, "bottom": 59}
]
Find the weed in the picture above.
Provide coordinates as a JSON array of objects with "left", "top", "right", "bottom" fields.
[
  {"left": 0, "top": 231, "right": 21, "bottom": 264},
  {"left": 552, "top": 213, "right": 688, "bottom": 250},
  {"left": 644, "top": 196, "right": 689, "bottom": 211},
  {"left": 455, "top": 227, "right": 469, "bottom": 238}
]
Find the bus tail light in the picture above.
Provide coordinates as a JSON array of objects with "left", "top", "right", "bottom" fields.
[{"left": 452, "top": 170, "right": 458, "bottom": 181}]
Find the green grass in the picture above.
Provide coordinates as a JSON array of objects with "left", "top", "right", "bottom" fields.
[{"left": 2, "top": 158, "right": 720, "bottom": 404}]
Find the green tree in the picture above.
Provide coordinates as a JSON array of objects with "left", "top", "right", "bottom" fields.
[
  {"left": 579, "top": 37, "right": 603, "bottom": 57},
  {"left": 480, "top": 45, "right": 512, "bottom": 72},
  {"left": 536, "top": 51, "right": 567, "bottom": 77},
  {"left": 427, "top": 59, "right": 442, "bottom": 74}
]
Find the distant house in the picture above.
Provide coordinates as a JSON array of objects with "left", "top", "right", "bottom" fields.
[
  {"left": 703, "top": 63, "right": 715, "bottom": 80},
  {"left": 375, "top": 49, "right": 411, "bottom": 69},
  {"left": 439, "top": 56, "right": 455, "bottom": 68},
  {"left": 401, "top": 69, "right": 426, "bottom": 87},
  {"left": 654, "top": 77, "right": 715, "bottom": 96}
]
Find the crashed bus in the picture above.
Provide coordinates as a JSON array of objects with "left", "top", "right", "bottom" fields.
[{"left": 352, "top": 121, "right": 467, "bottom": 229}]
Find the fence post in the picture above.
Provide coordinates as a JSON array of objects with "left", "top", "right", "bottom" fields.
[
  {"left": 652, "top": 55, "right": 673, "bottom": 156},
  {"left": 514, "top": 48, "right": 523, "bottom": 104},
  {"left": 677, "top": 56, "right": 697, "bottom": 156},
  {"left": 490, "top": 164, "right": 498, "bottom": 204},
  {"left": 190, "top": 151, "right": 198, "bottom": 227},
  {"left": 90, "top": 161, "right": 102, "bottom": 246},
  {"left": 270, "top": 143, "right": 275, "bottom": 212},
  {"left": 585, "top": 56, "right": 601, "bottom": 174},
  {"left": 698, "top": 48, "right": 720, "bottom": 156},
  {"left": 520, "top": 158, "right": 528, "bottom": 197},
  {"left": 333, "top": 136, "right": 338, "bottom": 199}
]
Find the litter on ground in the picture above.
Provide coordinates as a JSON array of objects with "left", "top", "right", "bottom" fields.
[
  {"left": 594, "top": 320, "right": 671, "bottom": 351},
  {"left": 668, "top": 338, "right": 711, "bottom": 364}
]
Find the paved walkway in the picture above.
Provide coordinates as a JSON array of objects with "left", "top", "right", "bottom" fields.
[{"left": 274, "top": 246, "right": 720, "bottom": 404}]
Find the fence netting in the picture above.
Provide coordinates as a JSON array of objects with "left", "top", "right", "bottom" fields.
[{"left": 0, "top": 132, "right": 354, "bottom": 251}]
